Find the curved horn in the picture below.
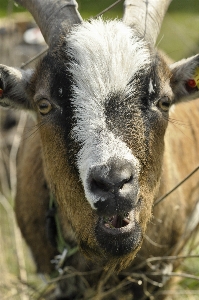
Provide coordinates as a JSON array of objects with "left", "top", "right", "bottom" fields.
[
  {"left": 16, "top": 0, "right": 82, "bottom": 47},
  {"left": 123, "top": 0, "right": 172, "bottom": 45}
]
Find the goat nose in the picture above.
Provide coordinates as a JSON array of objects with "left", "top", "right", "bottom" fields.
[
  {"left": 90, "top": 166, "right": 133, "bottom": 194},
  {"left": 88, "top": 159, "right": 138, "bottom": 215}
]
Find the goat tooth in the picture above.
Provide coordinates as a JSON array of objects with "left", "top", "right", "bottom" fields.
[
  {"left": 123, "top": 218, "right": 130, "bottom": 224},
  {"left": 104, "top": 223, "right": 110, "bottom": 228}
]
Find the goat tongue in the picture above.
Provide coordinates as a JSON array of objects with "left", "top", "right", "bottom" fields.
[
  {"left": 112, "top": 215, "right": 122, "bottom": 228},
  {"left": 104, "top": 214, "right": 130, "bottom": 229}
]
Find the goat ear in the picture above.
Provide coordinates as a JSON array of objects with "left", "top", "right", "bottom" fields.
[
  {"left": 0, "top": 64, "right": 33, "bottom": 110},
  {"left": 170, "top": 54, "right": 199, "bottom": 103}
]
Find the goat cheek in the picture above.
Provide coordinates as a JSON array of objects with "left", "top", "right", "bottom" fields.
[{"left": 40, "top": 129, "right": 102, "bottom": 254}]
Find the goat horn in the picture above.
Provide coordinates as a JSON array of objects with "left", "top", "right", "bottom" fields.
[
  {"left": 15, "top": 0, "right": 82, "bottom": 47},
  {"left": 123, "top": 0, "right": 172, "bottom": 45}
]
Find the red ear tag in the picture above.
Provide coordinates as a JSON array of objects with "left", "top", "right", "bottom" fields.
[
  {"left": 187, "top": 79, "right": 196, "bottom": 88},
  {"left": 0, "top": 88, "right": 3, "bottom": 98},
  {"left": 187, "top": 67, "right": 199, "bottom": 89}
]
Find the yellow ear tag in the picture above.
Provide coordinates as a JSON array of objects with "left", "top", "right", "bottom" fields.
[{"left": 187, "top": 67, "right": 199, "bottom": 89}]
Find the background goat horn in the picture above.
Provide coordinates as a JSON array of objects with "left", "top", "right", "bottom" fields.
[
  {"left": 123, "top": 0, "right": 172, "bottom": 45},
  {"left": 16, "top": 0, "right": 82, "bottom": 47}
]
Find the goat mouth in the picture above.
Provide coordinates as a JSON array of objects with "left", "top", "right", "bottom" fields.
[
  {"left": 95, "top": 211, "right": 142, "bottom": 256},
  {"left": 103, "top": 213, "right": 130, "bottom": 229}
]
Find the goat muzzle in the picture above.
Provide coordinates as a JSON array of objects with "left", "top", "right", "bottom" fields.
[
  {"left": 95, "top": 210, "right": 142, "bottom": 256},
  {"left": 87, "top": 158, "right": 139, "bottom": 216},
  {"left": 86, "top": 158, "right": 142, "bottom": 256}
]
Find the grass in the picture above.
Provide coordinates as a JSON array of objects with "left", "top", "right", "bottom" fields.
[
  {"left": 0, "top": 195, "right": 42, "bottom": 300},
  {"left": 159, "top": 12, "right": 199, "bottom": 61},
  {"left": 0, "top": 112, "right": 47, "bottom": 300}
]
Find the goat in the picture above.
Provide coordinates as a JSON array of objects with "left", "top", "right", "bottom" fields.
[{"left": 1, "top": 0, "right": 199, "bottom": 298}]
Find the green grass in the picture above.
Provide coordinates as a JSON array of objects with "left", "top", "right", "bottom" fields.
[
  {"left": 159, "top": 12, "right": 199, "bottom": 61},
  {"left": 0, "top": 1, "right": 24, "bottom": 17}
]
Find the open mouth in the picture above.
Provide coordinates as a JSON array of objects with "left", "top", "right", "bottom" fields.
[
  {"left": 103, "top": 213, "right": 130, "bottom": 229},
  {"left": 95, "top": 210, "right": 142, "bottom": 256}
]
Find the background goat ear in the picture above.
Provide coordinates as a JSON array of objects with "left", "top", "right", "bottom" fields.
[
  {"left": 0, "top": 64, "right": 33, "bottom": 110},
  {"left": 170, "top": 54, "right": 199, "bottom": 103}
]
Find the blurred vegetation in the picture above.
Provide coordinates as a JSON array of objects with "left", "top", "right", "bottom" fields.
[
  {"left": 0, "top": 0, "right": 199, "bottom": 61},
  {"left": 0, "top": 0, "right": 199, "bottom": 17}
]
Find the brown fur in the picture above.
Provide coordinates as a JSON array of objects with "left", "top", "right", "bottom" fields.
[
  {"left": 13, "top": 97, "right": 199, "bottom": 299},
  {"left": 15, "top": 128, "right": 57, "bottom": 273}
]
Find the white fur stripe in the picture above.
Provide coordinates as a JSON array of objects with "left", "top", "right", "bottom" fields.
[{"left": 66, "top": 19, "right": 149, "bottom": 206}]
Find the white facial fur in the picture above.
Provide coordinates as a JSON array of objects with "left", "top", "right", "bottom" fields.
[{"left": 66, "top": 19, "right": 151, "bottom": 208}]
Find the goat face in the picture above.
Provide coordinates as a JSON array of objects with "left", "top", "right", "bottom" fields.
[
  {"left": 1, "top": 19, "right": 199, "bottom": 269},
  {"left": 65, "top": 21, "right": 173, "bottom": 259},
  {"left": 31, "top": 20, "right": 173, "bottom": 263}
]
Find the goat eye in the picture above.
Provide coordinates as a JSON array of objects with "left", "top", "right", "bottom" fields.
[
  {"left": 38, "top": 99, "right": 52, "bottom": 115},
  {"left": 157, "top": 97, "right": 171, "bottom": 112}
]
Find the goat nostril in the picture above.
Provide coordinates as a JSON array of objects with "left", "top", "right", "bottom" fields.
[
  {"left": 91, "top": 179, "right": 111, "bottom": 193},
  {"left": 88, "top": 160, "right": 135, "bottom": 198},
  {"left": 88, "top": 161, "right": 137, "bottom": 215},
  {"left": 119, "top": 175, "right": 133, "bottom": 190},
  {"left": 90, "top": 174, "right": 133, "bottom": 194}
]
